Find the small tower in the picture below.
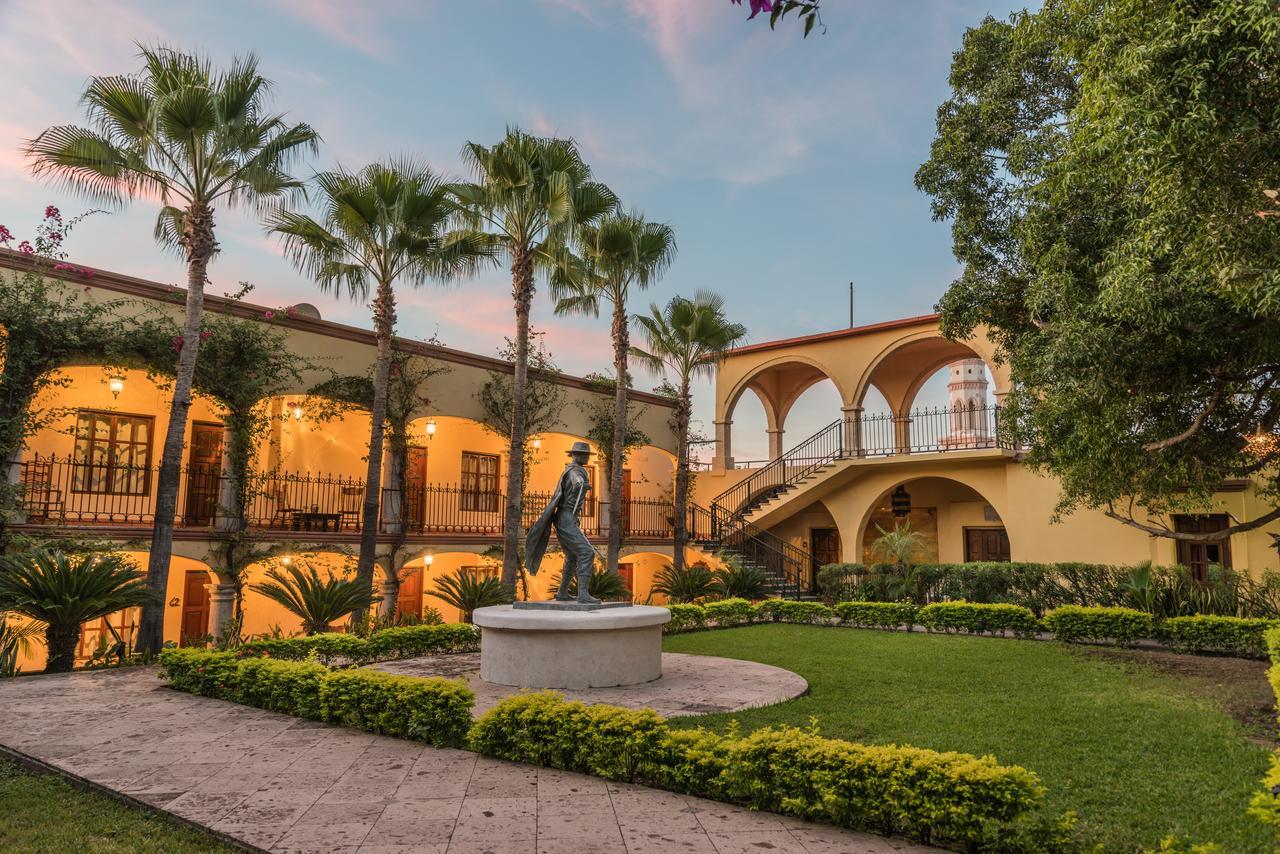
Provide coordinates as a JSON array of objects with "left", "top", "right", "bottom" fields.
[{"left": 942, "top": 358, "right": 991, "bottom": 448}]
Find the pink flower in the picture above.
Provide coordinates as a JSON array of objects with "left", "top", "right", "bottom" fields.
[
  {"left": 44, "top": 205, "right": 61, "bottom": 220},
  {"left": 17, "top": 240, "right": 34, "bottom": 255},
  {"left": 0, "top": 225, "right": 12, "bottom": 243},
  {"left": 199, "top": 330, "right": 213, "bottom": 342},
  {"left": 263, "top": 310, "right": 275, "bottom": 320},
  {"left": 49, "top": 231, "right": 63, "bottom": 244},
  {"left": 172, "top": 334, "right": 185, "bottom": 353},
  {"left": 730, "top": 0, "right": 774, "bottom": 19},
  {"left": 53, "top": 263, "right": 71, "bottom": 272}
]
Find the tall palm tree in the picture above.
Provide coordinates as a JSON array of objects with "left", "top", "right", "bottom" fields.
[
  {"left": 552, "top": 212, "right": 677, "bottom": 574},
  {"left": 269, "top": 161, "right": 494, "bottom": 603},
  {"left": 0, "top": 549, "right": 157, "bottom": 673},
  {"left": 632, "top": 292, "right": 747, "bottom": 570},
  {"left": 452, "top": 129, "right": 617, "bottom": 593},
  {"left": 25, "top": 47, "right": 319, "bottom": 654}
]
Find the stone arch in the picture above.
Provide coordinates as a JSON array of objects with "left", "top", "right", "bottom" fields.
[
  {"left": 852, "top": 473, "right": 1012, "bottom": 565},
  {"left": 852, "top": 330, "right": 1001, "bottom": 416},
  {"left": 721, "top": 355, "right": 850, "bottom": 465}
]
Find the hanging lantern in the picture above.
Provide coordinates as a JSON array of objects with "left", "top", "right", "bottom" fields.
[
  {"left": 425, "top": 418, "right": 437, "bottom": 439},
  {"left": 107, "top": 373, "right": 125, "bottom": 399},
  {"left": 290, "top": 401, "right": 304, "bottom": 421},
  {"left": 891, "top": 485, "right": 911, "bottom": 518}
]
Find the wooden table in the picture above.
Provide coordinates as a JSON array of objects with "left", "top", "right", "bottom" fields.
[{"left": 293, "top": 512, "right": 341, "bottom": 532}]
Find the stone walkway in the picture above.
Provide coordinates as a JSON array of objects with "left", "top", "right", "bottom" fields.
[
  {"left": 0, "top": 668, "right": 941, "bottom": 854},
  {"left": 370, "top": 652, "right": 809, "bottom": 717}
]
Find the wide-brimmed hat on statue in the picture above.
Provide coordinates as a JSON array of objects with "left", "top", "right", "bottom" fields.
[{"left": 566, "top": 441, "right": 592, "bottom": 457}]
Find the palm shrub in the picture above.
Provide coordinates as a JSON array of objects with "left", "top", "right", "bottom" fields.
[
  {"left": 453, "top": 129, "right": 618, "bottom": 592},
  {"left": 867, "top": 521, "right": 929, "bottom": 603},
  {"left": 249, "top": 563, "right": 375, "bottom": 636},
  {"left": 26, "top": 47, "right": 319, "bottom": 654},
  {"left": 711, "top": 554, "right": 770, "bottom": 600},
  {"left": 0, "top": 614, "right": 44, "bottom": 677},
  {"left": 428, "top": 570, "right": 511, "bottom": 623},
  {"left": 0, "top": 549, "right": 156, "bottom": 673},
  {"left": 547, "top": 567, "right": 632, "bottom": 602},
  {"left": 632, "top": 293, "right": 747, "bottom": 572},
  {"left": 651, "top": 562, "right": 715, "bottom": 603}
]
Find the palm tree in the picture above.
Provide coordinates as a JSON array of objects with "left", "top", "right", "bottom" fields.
[
  {"left": 269, "top": 161, "right": 493, "bottom": 603},
  {"left": 249, "top": 563, "right": 374, "bottom": 635},
  {"left": 632, "top": 292, "right": 747, "bottom": 570},
  {"left": 427, "top": 569, "right": 510, "bottom": 624},
  {"left": 0, "top": 549, "right": 157, "bottom": 673},
  {"left": 552, "top": 212, "right": 677, "bottom": 576},
  {"left": 26, "top": 47, "right": 319, "bottom": 654},
  {"left": 452, "top": 129, "right": 618, "bottom": 593}
]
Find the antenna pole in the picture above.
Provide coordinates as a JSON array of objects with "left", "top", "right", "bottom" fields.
[{"left": 849, "top": 281, "right": 854, "bottom": 328}]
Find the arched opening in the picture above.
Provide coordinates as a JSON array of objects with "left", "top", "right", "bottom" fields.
[
  {"left": 858, "top": 476, "right": 1010, "bottom": 566},
  {"left": 722, "top": 357, "right": 847, "bottom": 468}
]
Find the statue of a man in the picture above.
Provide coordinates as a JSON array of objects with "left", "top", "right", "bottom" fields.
[{"left": 525, "top": 441, "right": 601, "bottom": 604}]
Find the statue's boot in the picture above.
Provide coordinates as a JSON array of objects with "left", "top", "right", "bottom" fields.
[
  {"left": 555, "top": 569, "right": 575, "bottom": 601},
  {"left": 576, "top": 568, "right": 602, "bottom": 604}
]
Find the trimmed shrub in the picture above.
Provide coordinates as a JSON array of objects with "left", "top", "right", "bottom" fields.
[
  {"left": 160, "top": 648, "right": 473, "bottom": 746},
  {"left": 237, "top": 623, "right": 480, "bottom": 666},
  {"left": 918, "top": 601, "right": 1040, "bottom": 638},
  {"left": 752, "top": 599, "right": 788, "bottom": 623},
  {"left": 1249, "top": 628, "right": 1280, "bottom": 833},
  {"left": 1043, "top": 605, "right": 1153, "bottom": 646},
  {"left": 469, "top": 692, "right": 1046, "bottom": 847},
  {"left": 703, "top": 598, "right": 755, "bottom": 627},
  {"left": 775, "top": 601, "right": 835, "bottom": 625},
  {"left": 663, "top": 603, "right": 707, "bottom": 633},
  {"left": 834, "top": 601, "right": 918, "bottom": 631},
  {"left": 1162, "top": 615, "right": 1276, "bottom": 659}
]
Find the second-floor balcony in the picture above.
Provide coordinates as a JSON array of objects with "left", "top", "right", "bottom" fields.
[{"left": 15, "top": 456, "right": 678, "bottom": 542}]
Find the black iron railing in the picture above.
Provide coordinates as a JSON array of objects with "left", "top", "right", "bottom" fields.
[{"left": 689, "top": 502, "right": 808, "bottom": 595}]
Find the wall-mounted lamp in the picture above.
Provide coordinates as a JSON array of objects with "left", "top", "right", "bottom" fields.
[
  {"left": 290, "top": 401, "right": 304, "bottom": 421},
  {"left": 108, "top": 373, "right": 125, "bottom": 399},
  {"left": 281, "top": 555, "right": 294, "bottom": 566},
  {"left": 531, "top": 436, "right": 542, "bottom": 451},
  {"left": 425, "top": 418, "right": 437, "bottom": 439},
  {"left": 423, "top": 553, "right": 435, "bottom": 567}
]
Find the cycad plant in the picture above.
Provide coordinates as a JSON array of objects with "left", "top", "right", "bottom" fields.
[
  {"left": 26, "top": 46, "right": 319, "bottom": 654},
  {"left": 651, "top": 561, "right": 716, "bottom": 604},
  {"left": 632, "top": 293, "right": 747, "bottom": 571},
  {"left": 453, "top": 129, "right": 618, "bottom": 592},
  {"left": 547, "top": 565, "right": 632, "bottom": 602},
  {"left": 249, "top": 563, "right": 375, "bottom": 635},
  {"left": 552, "top": 211, "right": 677, "bottom": 575},
  {"left": 711, "top": 554, "right": 771, "bottom": 600},
  {"left": 0, "top": 615, "right": 45, "bottom": 677},
  {"left": 270, "top": 161, "right": 493, "bottom": 603},
  {"left": 428, "top": 569, "right": 511, "bottom": 624},
  {"left": 0, "top": 549, "right": 156, "bottom": 673}
]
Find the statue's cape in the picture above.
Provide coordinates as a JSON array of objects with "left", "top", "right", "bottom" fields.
[{"left": 524, "top": 475, "right": 565, "bottom": 576}]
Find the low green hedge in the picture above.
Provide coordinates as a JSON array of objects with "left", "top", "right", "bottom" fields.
[
  {"left": 703, "top": 598, "right": 755, "bottom": 627},
  {"left": 160, "top": 648, "right": 473, "bottom": 746},
  {"left": 236, "top": 623, "right": 480, "bottom": 666},
  {"left": 1249, "top": 628, "right": 1280, "bottom": 833},
  {"left": 834, "top": 601, "right": 918, "bottom": 630},
  {"left": 469, "top": 691, "right": 1045, "bottom": 847},
  {"left": 1161, "top": 615, "right": 1276, "bottom": 659},
  {"left": 918, "top": 601, "right": 1040, "bottom": 638},
  {"left": 1043, "top": 606, "right": 1154, "bottom": 646},
  {"left": 664, "top": 604, "right": 707, "bottom": 633}
]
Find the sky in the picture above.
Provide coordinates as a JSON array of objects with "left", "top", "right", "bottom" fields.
[{"left": 0, "top": 0, "right": 1026, "bottom": 461}]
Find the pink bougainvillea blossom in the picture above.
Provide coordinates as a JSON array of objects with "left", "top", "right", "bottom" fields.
[
  {"left": 263, "top": 310, "right": 275, "bottom": 320},
  {"left": 44, "top": 205, "right": 61, "bottom": 221},
  {"left": 172, "top": 334, "right": 185, "bottom": 353},
  {"left": 730, "top": 0, "right": 774, "bottom": 19},
  {"left": 52, "top": 262, "right": 96, "bottom": 278},
  {"left": 199, "top": 330, "right": 213, "bottom": 342},
  {"left": 17, "top": 241, "right": 34, "bottom": 255},
  {"left": 0, "top": 225, "right": 12, "bottom": 244}
]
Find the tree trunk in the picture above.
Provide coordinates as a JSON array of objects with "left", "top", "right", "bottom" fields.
[
  {"left": 138, "top": 203, "right": 214, "bottom": 656},
  {"left": 357, "top": 280, "right": 395, "bottom": 603},
  {"left": 501, "top": 248, "right": 534, "bottom": 594},
  {"left": 43, "top": 623, "right": 79, "bottom": 674},
  {"left": 607, "top": 300, "right": 628, "bottom": 575},
  {"left": 672, "top": 378, "right": 692, "bottom": 573}
]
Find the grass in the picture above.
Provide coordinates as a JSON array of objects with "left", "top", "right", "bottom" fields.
[
  {"left": 0, "top": 755, "right": 237, "bottom": 853},
  {"left": 664, "top": 624, "right": 1274, "bottom": 852}
]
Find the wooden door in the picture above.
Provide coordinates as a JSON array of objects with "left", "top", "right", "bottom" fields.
[
  {"left": 810, "top": 528, "right": 841, "bottom": 593},
  {"left": 964, "top": 527, "right": 1011, "bottom": 562},
  {"left": 397, "top": 569, "right": 423, "bottom": 620},
  {"left": 180, "top": 570, "right": 212, "bottom": 645},
  {"left": 405, "top": 446, "right": 428, "bottom": 530},
  {"left": 184, "top": 423, "right": 224, "bottom": 526}
]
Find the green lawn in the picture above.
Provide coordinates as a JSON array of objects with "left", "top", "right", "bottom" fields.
[
  {"left": 0, "top": 756, "right": 236, "bottom": 853},
  {"left": 664, "top": 624, "right": 1273, "bottom": 852}
]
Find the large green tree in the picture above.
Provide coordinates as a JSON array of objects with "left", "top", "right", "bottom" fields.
[
  {"left": 632, "top": 292, "right": 746, "bottom": 570},
  {"left": 552, "top": 211, "right": 677, "bottom": 574},
  {"left": 269, "top": 161, "right": 493, "bottom": 604},
  {"left": 26, "top": 47, "right": 319, "bottom": 654},
  {"left": 916, "top": 0, "right": 1280, "bottom": 542},
  {"left": 452, "top": 130, "right": 617, "bottom": 593}
]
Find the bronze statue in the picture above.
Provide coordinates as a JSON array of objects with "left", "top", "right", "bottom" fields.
[{"left": 525, "top": 441, "right": 601, "bottom": 604}]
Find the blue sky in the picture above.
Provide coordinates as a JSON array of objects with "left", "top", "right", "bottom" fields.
[{"left": 0, "top": 0, "right": 1025, "bottom": 460}]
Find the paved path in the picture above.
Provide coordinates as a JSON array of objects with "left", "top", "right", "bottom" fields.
[
  {"left": 0, "top": 668, "right": 941, "bottom": 854},
  {"left": 370, "top": 652, "right": 809, "bottom": 717}
]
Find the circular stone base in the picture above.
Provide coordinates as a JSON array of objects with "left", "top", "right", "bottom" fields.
[{"left": 472, "top": 604, "right": 670, "bottom": 689}]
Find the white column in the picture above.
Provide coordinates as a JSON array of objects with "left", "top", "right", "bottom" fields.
[
  {"left": 712, "top": 419, "right": 734, "bottom": 472},
  {"left": 377, "top": 579, "right": 398, "bottom": 621},
  {"left": 205, "top": 583, "right": 237, "bottom": 643}
]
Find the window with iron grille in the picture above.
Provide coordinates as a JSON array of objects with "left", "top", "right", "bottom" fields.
[
  {"left": 460, "top": 452, "right": 500, "bottom": 512},
  {"left": 1173, "top": 514, "right": 1232, "bottom": 580},
  {"left": 71, "top": 410, "right": 154, "bottom": 495}
]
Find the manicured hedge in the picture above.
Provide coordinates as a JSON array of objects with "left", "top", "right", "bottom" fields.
[
  {"left": 469, "top": 691, "right": 1046, "bottom": 847},
  {"left": 918, "top": 601, "right": 1040, "bottom": 638},
  {"left": 1043, "top": 606, "right": 1154, "bottom": 646},
  {"left": 834, "top": 601, "right": 918, "bottom": 631},
  {"left": 664, "top": 604, "right": 707, "bottom": 633},
  {"left": 236, "top": 623, "right": 480, "bottom": 666},
  {"left": 160, "top": 648, "right": 473, "bottom": 746},
  {"left": 703, "top": 598, "right": 755, "bottom": 627},
  {"left": 1162, "top": 615, "right": 1276, "bottom": 659},
  {"left": 1248, "top": 628, "right": 1280, "bottom": 833}
]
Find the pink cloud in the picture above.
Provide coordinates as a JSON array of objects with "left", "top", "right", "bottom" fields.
[{"left": 264, "top": 0, "right": 419, "bottom": 58}]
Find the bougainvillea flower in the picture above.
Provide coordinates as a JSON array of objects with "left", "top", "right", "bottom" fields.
[{"left": 730, "top": 0, "right": 774, "bottom": 19}]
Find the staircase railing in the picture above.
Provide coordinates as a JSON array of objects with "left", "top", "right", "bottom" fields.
[
  {"left": 712, "top": 417, "right": 846, "bottom": 517},
  {"left": 689, "top": 502, "right": 809, "bottom": 595}
]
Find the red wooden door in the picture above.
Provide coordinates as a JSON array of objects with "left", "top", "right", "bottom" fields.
[
  {"left": 184, "top": 423, "right": 223, "bottom": 526},
  {"left": 180, "top": 570, "right": 212, "bottom": 645},
  {"left": 397, "top": 569, "right": 423, "bottom": 620}
]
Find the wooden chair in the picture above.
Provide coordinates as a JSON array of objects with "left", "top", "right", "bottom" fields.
[
  {"left": 20, "top": 459, "right": 63, "bottom": 521},
  {"left": 268, "top": 487, "right": 301, "bottom": 529},
  {"left": 339, "top": 485, "right": 363, "bottom": 530}
]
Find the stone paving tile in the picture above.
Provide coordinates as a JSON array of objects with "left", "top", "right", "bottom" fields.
[{"left": 0, "top": 666, "right": 942, "bottom": 854}]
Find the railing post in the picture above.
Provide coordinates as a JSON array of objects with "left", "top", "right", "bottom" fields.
[{"left": 893, "top": 413, "right": 912, "bottom": 455}]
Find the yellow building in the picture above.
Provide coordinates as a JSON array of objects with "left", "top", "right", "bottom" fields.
[
  {"left": 1, "top": 253, "right": 685, "bottom": 668},
  {"left": 692, "top": 316, "right": 1280, "bottom": 593}
]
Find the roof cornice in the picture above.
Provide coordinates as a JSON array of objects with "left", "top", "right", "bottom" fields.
[{"left": 725, "top": 314, "right": 943, "bottom": 357}]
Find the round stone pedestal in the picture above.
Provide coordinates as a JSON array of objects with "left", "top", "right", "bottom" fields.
[{"left": 472, "top": 604, "right": 670, "bottom": 689}]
